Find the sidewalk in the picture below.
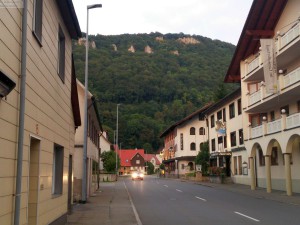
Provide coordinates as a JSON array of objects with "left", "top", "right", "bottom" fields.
[
  {"left": 66, "top": 177, "right": 300, "bottom": 225},
  {"left": 66, "top": 178, "right": 139, "bottom": 225}
]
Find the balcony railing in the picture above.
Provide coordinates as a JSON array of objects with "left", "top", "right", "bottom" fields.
[
  {"left": 286, "top": 112, "right": 300, "bottom": 129},
  {"left": 284, "top": 67, "right": 300, "bottom": 88},
  {"left": 277, "top": 23, "right": 300, "bottom": 50},
  {"left": 249, "top": 112, "right": 300, "bottom": 139},
  {"left": 249, "top": 90, "right": 261, "bottom": 105},
  {"left": 247, "top": 56, "right": 260, "bottom": 74},
  {"left": 267, "top": 119, "right": 281, "bottom": 134},
  {"left": 251, "top": 125, "right": 263, "bottom": 139}
]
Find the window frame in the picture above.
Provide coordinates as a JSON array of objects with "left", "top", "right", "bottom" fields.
[
  {"left": 190, "top": 127, "right": 195, "bottom": 135},
  {"left": 229, "top": 103, "right": 235, "bottom": 119},
  {"left": 210, "top": 115, "right": 215, "bottom": 128},
  {"left": 230, "top": 131, "right": 236, "bottom": 147},
  {"left": 52, "top": 144, "right": 64, "bottom": 195},
  {"left": 58, "top": 26, "right": 66, "bottom": 82},
  {"left": 190, "top": 142, "right": 196, "bottom": 151},
  {"left": 33, "top": 0, "right": 43, "bottom": 45}
]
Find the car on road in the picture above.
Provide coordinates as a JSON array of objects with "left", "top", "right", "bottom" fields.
[{"left": 131, "top": 171, "right": 144, "bottom": 180}]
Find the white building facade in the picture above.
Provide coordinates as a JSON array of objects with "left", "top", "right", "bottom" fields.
[
  {"left": 160, "top": 104, "right": 211, "bottom": 177},
  {"left": 225, "top": 0, "right": 300, "bottom": 195}
]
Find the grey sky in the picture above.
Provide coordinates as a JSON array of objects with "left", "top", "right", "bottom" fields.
[{"left": 73, "top": 0, "right": 253, "bottom": 45}]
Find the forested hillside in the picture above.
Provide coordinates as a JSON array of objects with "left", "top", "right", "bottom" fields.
[{"left": 73, "top": 32, "right": 238, "bottom": 153}]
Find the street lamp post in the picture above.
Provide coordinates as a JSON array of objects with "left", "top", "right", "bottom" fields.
[
  {"left": 82, "top": 3, "right": 102, "bottom": 203},
  {"left": 115, "top": 104, "right": 121, "bottom": 177}
]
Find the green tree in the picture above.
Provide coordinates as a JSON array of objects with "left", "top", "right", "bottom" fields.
[
  {"left": 145, "top": 161, "right": 154, "bottom": 174},
  {"left": 101, "top": 151, "right": 120, "bottom": 172},
  {"left": 195, "top": 141, "right": 210, "bottom": 175}
]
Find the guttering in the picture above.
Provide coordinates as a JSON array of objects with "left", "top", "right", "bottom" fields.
[{"left": 14, "top": 1, "right": 28, "bottom": 225}]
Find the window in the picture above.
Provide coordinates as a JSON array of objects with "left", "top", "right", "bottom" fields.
[
  {"left": 298, "top": 100, "right": 300, "bottom": 112},
  {"left": 224, "top": 136, "right": 227, "bottom": 148},
  {"left": 190, "top": 127, "right": 195, "bottom": 135},
  {"left": 180, "top": 133, "right": 183, "bottom": 150},
  {"left": 33, "top": 0, "right": 43, "bottom": 43},
  {"left": 136, "top": 160, "right": 140, "bottom": 164},
  {"left": 199, "top": 127, "right": 205, "bottom": 135},
  {"left": 238, "top": 156, "right": 242, "bottom": 175},
  {"left": 233, "top": 156, "right": 237, "bottom": 175},
  {"left": 181, "top": 164, "right": 185, "bottom": 170},
  {"left": 190, "top": 142, "right": 196, "bottom": 151},
  {"left": 58, "top": 26, "right": 65, "bottom": 81},
  {"left": 218, "top": 136, "right": 223, "bottom": 144},
  {"left": 270, "top": 111, "right": 275, "bottom": 121},
  {"left": 53, "top": 144, "right": 64, "bottom": 195},
  {"left": 230, "top": 131, "right": 236, "bottom": 147},
  {"left": 211, "top": 115, "right": 215, "bottom": 128},
  {"left": 258, "top": 147, "right": 265, "bottom": 166},
  {"left": 271, "top": 147, "right": 278, "bottom": 165},
  {"left": 211, "top": 139, "right": 215, "bottom": 151},
  {"left": 217, "top": 110, "right": 222, "bottom": 120},
  {"left": 200, "top": 142, "right": 204, "bottom": 151},
  {"left": 239, "top": 129, "right": 244, "bottom": 145},
  {"left": 238, "top": 99, "right": 242, "bottom": 115},
  {"left": 223, "top": 108, "right": 226, "bottom": 122},
  {"left": 229, "top": 103, "right": 235, "bottom": 119}
]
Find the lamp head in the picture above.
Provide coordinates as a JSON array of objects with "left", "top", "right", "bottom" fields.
[{"left": 87, "top": 4, "right": 102, "bottom": 10}]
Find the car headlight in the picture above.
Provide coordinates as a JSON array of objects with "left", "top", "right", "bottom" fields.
[
  {"left": 139, "top": 173, "right": 144, "bottom": 177},
  {"left": 132, "top": 173, "right": 137, "bottom": 178}
]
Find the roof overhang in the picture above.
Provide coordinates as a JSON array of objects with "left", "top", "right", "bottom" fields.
[
  {"left": 56, "top": 0, "right": 82, "bottom": 39},
  {"left": 224, "top": 0, "right": 288, "bottom": 83}
]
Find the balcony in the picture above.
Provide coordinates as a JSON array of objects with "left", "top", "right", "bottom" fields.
[
  {"left": 245, "top": 66, "right": 300, "bottom": 113},
  {"left": 286, "top": 113, "right": 300, "bottom": 129},
  {"left": 249, "top": 112, "right": 300, "bottom": 139},
  {"left": 243, "top": 54, "right": 264, "bottom": 82},
  {"left": 276, "top": 22, "right": 300, "bottom": 69}
]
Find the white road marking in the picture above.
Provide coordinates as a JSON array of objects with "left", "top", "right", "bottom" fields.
[
  {"left": 195, "top": 196, "right": 207, "bottom": 202},
  {"left": 163, "top": 185, "right": 168, "bottom": 188},
  {"left": 234, "top": 211, "right": 260, "bottom": 222},
  {"left": 123, "top": 182, "right": 143, "bottom": 225},
  {"left": 176, "top": 189, "right": 183, "bottom": 192}
]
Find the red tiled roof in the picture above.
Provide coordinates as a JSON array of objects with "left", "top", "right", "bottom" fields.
[
  {"left": 118, "top": 149, "right": 145, "bottom": 167},
  {"left": 144, "top": 154, "right": 160, "bottom": 165},
  {"left": 225, "top": 0, "right": 288, "bottom": 83}
]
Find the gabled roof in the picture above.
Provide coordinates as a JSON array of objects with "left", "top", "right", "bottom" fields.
[
  {"left": 144, "top": 154, "right": 160, "bottom": 165},
  {"left": 225, "top": 0, "right": 288, "bottom": 83},
  {"left": 56, "top": 0, "right": 82, "bottom": 39},
  {"left": 118, "top": 149, "right": 145, "bottom": 167},
  {"left": 160, "top": 103, "right": 213, "bottom": 138}
]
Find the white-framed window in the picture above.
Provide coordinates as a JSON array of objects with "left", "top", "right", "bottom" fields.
[{"left": 52, "top": 144, "right": 64, "bottom": 195}]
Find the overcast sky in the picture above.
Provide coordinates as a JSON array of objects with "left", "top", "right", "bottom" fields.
[{"left": 72, "top": 0, "right": 253, "bottom": 45}]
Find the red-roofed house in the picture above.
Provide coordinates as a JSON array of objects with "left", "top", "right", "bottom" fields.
[
  {"left": 118, "top": 149, "right": 145, "bottom": 175},
  {"left": 144, "top": 154, "right": 161, "bottom": 170}
]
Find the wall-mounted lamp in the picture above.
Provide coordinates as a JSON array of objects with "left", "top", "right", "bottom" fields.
[
  {"left": 278, "top": 69, "right": 287, "bottom": 74},
  {"left": 0, "top": 71, "right": 16, "bottom": 98},
  {"left": 281, "top": 109, "right": 286, "bottom": 114}
]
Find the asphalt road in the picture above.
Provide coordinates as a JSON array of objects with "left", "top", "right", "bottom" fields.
[{"left": 124, "top": 175, "right": 300, "bottom": 225}]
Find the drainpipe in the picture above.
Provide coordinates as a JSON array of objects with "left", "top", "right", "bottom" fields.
[{"left": 14, "top": 1, "right": 28, "bottom": 225}]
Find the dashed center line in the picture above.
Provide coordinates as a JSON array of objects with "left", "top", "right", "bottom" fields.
[
  {"left": 234, "top": 211, "right": 260, "bottom": 222},
  {"left": 195, "top": 196, "right": 207, "bottom": 202},
  {"left": 176, "top": 189, "right": 183, "bottom": 192},
  {"left": 163, "top": 185, "right": 168, "bottom": 188}
]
